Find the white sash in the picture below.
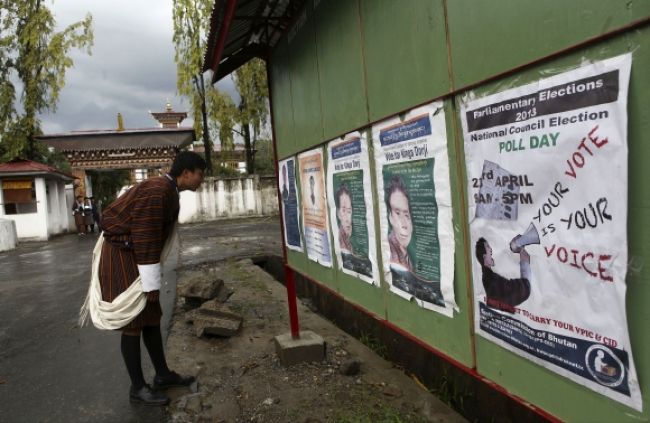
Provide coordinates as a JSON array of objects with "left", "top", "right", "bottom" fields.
[{"left": 78, "top": 225, "right": 177, "bottom": 330}]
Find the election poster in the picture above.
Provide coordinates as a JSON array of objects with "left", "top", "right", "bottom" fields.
[
  {"left": 298, "top": 148, "right": 332, "bottom": 267},
  {"left": 278, "top": 157, "right": 303, "bottom": 252},
  {"left": 327, "top": 132, "right": 379, "bottom": 285},
  {"left": 461, "top": 54, "right": 641, "bottom": 410},
  {"left": 373, "top": 101, "right": 457, "bottom": 316}
]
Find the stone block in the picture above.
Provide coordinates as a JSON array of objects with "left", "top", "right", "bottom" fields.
[
  {"left": 274, "top": 330, "right": 325, "bottom": 366},
  {"left": 186, "top": 307, "right": 242, "bottom": 338},
  {"left": 178, "top": 272, "right": 223, "bottom": 307}
]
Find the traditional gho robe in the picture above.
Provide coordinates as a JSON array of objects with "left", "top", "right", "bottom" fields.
[
  {"left": 98, "top": 175, "right": 179, "bottom": 329},
  {"left": 72, "top": 200, "right": 85, "bottom": 227},
  {"left": 83, "top": 200, "right": 94, "bottom": 226}
]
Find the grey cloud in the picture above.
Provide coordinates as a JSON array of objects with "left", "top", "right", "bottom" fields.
[
  {"left": 39, "top": 0, "right": 240, "bottom": 137},
  {"left": 40, "top": 0, "right": 192, "bottom": 133}
]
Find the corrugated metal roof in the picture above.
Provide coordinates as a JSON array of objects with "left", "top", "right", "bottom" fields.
[
  {"left": 203, "top": 0, "right": 306, "bottom": 82},
  {"left": 37, "top": 128, "right": 195, "bottom": 152}
]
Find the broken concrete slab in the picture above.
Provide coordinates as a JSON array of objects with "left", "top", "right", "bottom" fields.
[
  {"left": 186, "top": 307, "right": 242, "bottom": 338},
  {"left": 274, "top": 330, "right": 325, "bottom": 366},
  {"left": 178, "top": 272, "right": 224, "bottom": 307}
]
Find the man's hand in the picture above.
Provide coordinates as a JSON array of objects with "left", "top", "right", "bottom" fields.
[{"left": 146, "top": 290, "right": 160, "bottom": 302}]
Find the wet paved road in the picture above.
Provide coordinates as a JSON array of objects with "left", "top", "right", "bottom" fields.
[
  {"left": 0, "top": 232, "right": 178, "bottom": 423},
  {"left": 177, "top": 216, "right": 281, "bottom": 265}
]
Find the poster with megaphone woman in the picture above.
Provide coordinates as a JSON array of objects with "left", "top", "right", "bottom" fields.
[{"left": 461, "top": 54, "right": 641, "bottom": 410}]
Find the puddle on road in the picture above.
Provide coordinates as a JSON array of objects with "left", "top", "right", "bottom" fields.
[
  {"left": 185, "top": 245, "right": 209, "bottom": 255},
  {"left": 18, "top": 250, "right": 53, "bottom": 258}
]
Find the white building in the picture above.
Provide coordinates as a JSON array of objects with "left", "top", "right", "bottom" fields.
[{"left": 0, "top": 159, "right": 76, "bottom": 241}]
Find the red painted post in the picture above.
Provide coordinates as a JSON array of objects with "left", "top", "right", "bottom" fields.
[
  {"left": 284, "top": 266, "right": 300, "bottom": 339},
  {"left": 266, "top": 60, "right": 301, "bottom": 340}
]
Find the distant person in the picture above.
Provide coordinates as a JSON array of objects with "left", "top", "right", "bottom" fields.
[
  {"left": 475, "top": 237, "right": 531, "bottom": 313},
  {"left": 385, "top": 175, "right": 413, "bottom": 270},
  {"left": 90, "top": 197, "right": 101, "bottom": 232},
  {"left": 309, "top": 175, "right": 316, "bottom": 206},
  {"left": 92, "top": 151, "right": 206, "bottom": 406},
  {"left": 83, "top": 197, "right": 94, "bottom": 233},
  {"left": 72, "top": 195, "right": 86, "bottom": 235},
  {"left": 334, "top": 183, "right": 353, "bottom": 253}
]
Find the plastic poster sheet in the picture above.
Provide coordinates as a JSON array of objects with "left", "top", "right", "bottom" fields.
[
  {"left": 373, "top": 101, "right": 457, "bottom": 316},
  {"left": 461, "top": 54, "right": 640, "bottom": 410},
  {"left": 327, "top": 132, "right": 379, "bottom": 285},
  {"left": 298, "top": 148, "right": 332, "bottom": 267},
  {"left": 278, "top": 157, "right": 303, "bottom": 252}
]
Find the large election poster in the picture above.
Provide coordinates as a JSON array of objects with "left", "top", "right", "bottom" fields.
[
  {"left": 461, "top": 54, "right": 641, "bottom": 410},
  {"left": 327, "top": 132, "right": 378, "bottom": 285},
  {"left": 373, "top": 101, "right": 456, "bottom": 316},
  {"left": 298, "top": 148, "right": 332, "bottom": 267},
  {"left": 278, "top": 157, "right": 303, "bottom": 252}
]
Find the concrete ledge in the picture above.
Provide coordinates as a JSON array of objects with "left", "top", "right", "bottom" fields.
[
  {"left": 0, "top": 219, "right": 17, "bottom": 252},
  {"left": 274, "top": 330, "right": 325, "bottom": 366}
]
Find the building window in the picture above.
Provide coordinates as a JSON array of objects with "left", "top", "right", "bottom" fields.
[
  {"left": 135, "top": 169, "right": 148, "bottom": 182},
  {"left": 3, "top": 179, "right": 37, "bottom": 215}
]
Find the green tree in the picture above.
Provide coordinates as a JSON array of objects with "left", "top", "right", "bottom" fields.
[
  {"left": 88, "top": 169, "right": 130, "bottom": 208},
  {"left": 0, "top": 0, "right": 93, "bottom": 161},
  {"left": 172, "top": 2, "right": 269, "bottom": 175},
  {"left": 253, "top": 138, "right": 275, "bottom": 176},
  {"left": 207, "top": 87, "right": 236, "bottom": 152},
  {"left": 233, "top": 58, "right": 269, "bottom": 174},
  {"left": 172, "top": 0, "right": 214, "bottom": 174}
]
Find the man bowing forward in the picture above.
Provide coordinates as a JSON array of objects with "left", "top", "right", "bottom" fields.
[{"left": 99, "top": 151, "right": 205, "bottom": 405}]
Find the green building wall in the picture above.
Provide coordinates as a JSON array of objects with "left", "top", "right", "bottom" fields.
[{"left": 267, "top": 1, "right": 650, "bottom": 421}]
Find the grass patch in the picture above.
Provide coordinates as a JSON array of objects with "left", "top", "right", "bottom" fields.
[
  {"left": 330, "top": 403, "right": 426, "bottom": 423},
  {"left": 429, "top": 372, "right": 473, "bottom": 415},
  {"left": 358, "top": 332, "right": 388, "bottom": 359}
]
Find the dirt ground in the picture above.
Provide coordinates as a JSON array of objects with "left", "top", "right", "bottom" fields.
[{"left": 162, "top": 220, "right": 465, "bottom": 422}]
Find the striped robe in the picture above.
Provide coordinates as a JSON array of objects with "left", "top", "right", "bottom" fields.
[{"left": 98, "top": 176, "right": 179, "bottom": 329}]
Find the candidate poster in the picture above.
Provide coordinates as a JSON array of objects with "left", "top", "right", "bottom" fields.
[
  {"left": 373, "top": 101, "right": 456, "bottom": 316},
  {"left": 461, "top": 54, "right": 640, "bottom": 410},
  {"left": 278, "top": 157, "right": 302, "bottom": 252},
  {"left": 298, "top": 148, "right": 332, "bottom": 267},
  {"left": 327, "top": 132, "right": 378, "bottom": 285}
]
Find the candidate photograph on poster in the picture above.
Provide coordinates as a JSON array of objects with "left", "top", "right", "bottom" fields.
[
  {"left": 373, "top": 101, "right": 456, "bottom": 316},
  {"left": 278, "top": 157, "right": 302, "bottom": 251},
  {"left": 327, "top": 133, "right": 378, "bottom": 285},
  {"left": 298, "top": 148, "right": 332, "bottom": 267},
  {"left": 461, "top": 54, "right": 641, "bottom": 410}
]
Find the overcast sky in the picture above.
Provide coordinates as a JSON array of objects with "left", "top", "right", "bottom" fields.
[{"left": 39, "top": 0, "right": 236, "bottom": 134}]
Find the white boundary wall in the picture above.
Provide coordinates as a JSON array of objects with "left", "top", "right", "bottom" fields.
[
  {"left": 179, "top": 175, "right": 278, "bottom": 223},
  {"left": 0, "top": 218, "right": 17, "bottom": 251}
]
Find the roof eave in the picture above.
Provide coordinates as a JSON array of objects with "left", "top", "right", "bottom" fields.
[
  {"left": 0, "top": 171, "right": 76, "bottom": 182},
  {"left": 203, "top": 0, "right": 239, "bottom": 76}
]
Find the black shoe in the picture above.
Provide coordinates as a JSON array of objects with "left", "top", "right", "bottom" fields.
[
  {"left": 129, "top": 384, "right": 170, "bottom": 406},
  {"left": 152, "top": 371, "right": 196, "bottom": 390}
]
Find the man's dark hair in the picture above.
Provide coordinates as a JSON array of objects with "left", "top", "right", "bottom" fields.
[
  {"left": 475, "top": 237, "right": 488, "bottom": 264},
  {"left": 384, "top": 175, "right": 410, "bottom": 213},
  {"left": 334, "top": 183, "right": 351, "bottom": 208},
  {"left": 169, "top": 151, "right": 207, "bottom": 177}
]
